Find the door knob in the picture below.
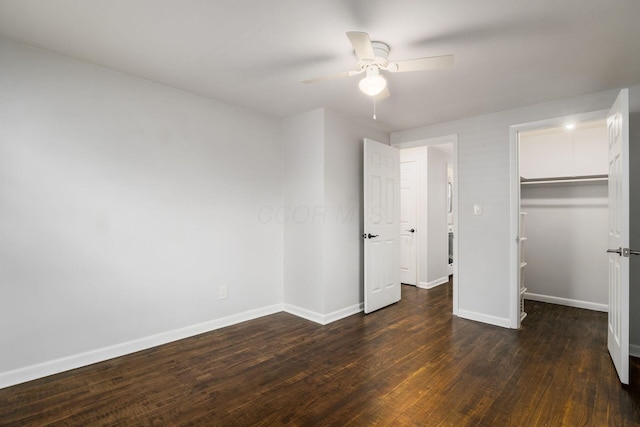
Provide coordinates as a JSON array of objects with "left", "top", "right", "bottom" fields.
[
  {"left": 406, "top": 228, "right": 415, "bottom": 233},
  {"left": 607, "top": 247, "right": 640, "bottom": 257},
  {"left": 362, "top": 233, "right": 379, "bottom": 239}
]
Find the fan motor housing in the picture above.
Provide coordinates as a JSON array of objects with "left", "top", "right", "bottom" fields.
[
  {"left": 358, "top": 41, "right": 390, "bottom": 70},
  {"left": 372, "top": 41, "right": 390, "bottom": 59}
]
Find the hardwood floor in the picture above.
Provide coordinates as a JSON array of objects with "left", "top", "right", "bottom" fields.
[{"left": 1, "top": 282, "right": 639, "bottom": 426}]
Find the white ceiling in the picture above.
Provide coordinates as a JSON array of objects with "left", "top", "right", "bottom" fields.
[{"left": 1, "top": 0, "right": 639, "bottom": 132}]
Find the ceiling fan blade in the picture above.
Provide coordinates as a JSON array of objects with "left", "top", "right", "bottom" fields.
[
  {"left": 388, "top": 55, "right": 454, "bottom": 73},
  {"left": 374, "top": 86, "right": 390, "bottom": 101},
  {"left": 346, "top": 31, "right": 375, "bottom": 61},
  {"left": 302, "top": 71, "right": 354, "bottom": 84}
]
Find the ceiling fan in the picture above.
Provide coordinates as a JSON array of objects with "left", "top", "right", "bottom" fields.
[{"left": 303, "top": 31, "right": 454, "bottom": 99}]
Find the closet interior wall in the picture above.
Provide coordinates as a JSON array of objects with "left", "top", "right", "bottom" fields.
[{"left": 519, "top": 121, "right": 609, "bottom": 311}]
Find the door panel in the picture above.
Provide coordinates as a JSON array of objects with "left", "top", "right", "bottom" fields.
[
  {"left": 400, "top": 161, "right": 417, "bottom": 285},
  {"left": 607, "top": 89, "right": 629, "bottom": 385},
  {"left": 364, "top": 139, "right": 400, "bottom": 314}
]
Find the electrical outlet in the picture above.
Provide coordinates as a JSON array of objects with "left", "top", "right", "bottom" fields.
[{"left": 219, "top": 285, "right": 228, "bottom": 300}]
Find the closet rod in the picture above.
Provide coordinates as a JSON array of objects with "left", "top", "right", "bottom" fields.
[{"left": 520, "top": 174, "right": 608, "bottom": 185}]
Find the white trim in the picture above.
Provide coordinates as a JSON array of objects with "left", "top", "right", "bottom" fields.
[
  {"left": 509, "top": 109, "right": 609, "bottom": 329},
  {"left": 457, "top": 309, "right": 512, "bottom": 329},
  {"left": 630, "top": 344, "right": 640, "bottom": 358},
  {"left": 0, "top": 301, "right": 367, "bottom": 390},
  {"left": 283, "top": 304, "right": 325, "bottom": 324},
  {"left": 283, "top": 303, "right": 363, "bottom": 325},
  {"left": 524, "top": 292, "right": 608, "bottom": 312},
  {"left": 323, "top": 303, "right": 364, "bottom": 324},
  {"left": 418, "top": 276, "right": 449, "bottom": 289},
  {"left": 0, "top": 304, "right": 283, "bottom": 390},
  {"left": 452, "top": 136, "right": 458, "bottom": 316},
  {"left": 392, "top": 134, "right": 459, "bottom": 316},
  {"left": 392, "top": 134, "right": 457, "bottom": 150}
]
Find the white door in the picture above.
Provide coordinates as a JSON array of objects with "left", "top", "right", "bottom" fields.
[
  {"left": 363, "top": 138, "right": 400, "bottom": 314},
  {"left": 606, "top": 88, "right": 629, "bottom": 385},
  {"left": 400, "top": 160, "right": 417, "bottom": 285}
]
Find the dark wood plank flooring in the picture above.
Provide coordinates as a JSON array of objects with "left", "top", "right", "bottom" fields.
[{"left": 1, "top": 282, "right": 639, "bottom": 426}]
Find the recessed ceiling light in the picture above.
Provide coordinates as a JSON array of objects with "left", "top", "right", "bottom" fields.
[{"left": 565, "top": 123, "right": 575, "bottom": 130}]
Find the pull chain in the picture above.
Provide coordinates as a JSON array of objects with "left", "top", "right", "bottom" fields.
[{"left": 373, "top": 96, "right": 377, "bottom": 120}]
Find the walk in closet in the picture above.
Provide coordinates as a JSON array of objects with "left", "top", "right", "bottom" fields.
[{"left": 519, "top": 120, "right": 609, "bottom": 313}]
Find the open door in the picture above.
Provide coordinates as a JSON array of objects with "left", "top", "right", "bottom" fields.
[
  {"left": 400, "top": 154, "right": 418, "bottom": 285},
  {"left": 606, "top": 88, "right": 630, "bottom": 385},
  {"left": 363, "top": 138, "right": 400, "bottom": 313}
]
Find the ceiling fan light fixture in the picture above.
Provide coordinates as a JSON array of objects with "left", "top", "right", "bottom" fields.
[{"left": 359, "top": 67, "right": 387, "bottom": 96}]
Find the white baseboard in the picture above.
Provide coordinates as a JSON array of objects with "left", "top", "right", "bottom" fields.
[
  {"left": 323, "top": 303, "right": 364, "bottom": 324},
  {"left": 630, "top": 344, "right": 640, "bottom": 358},
  {"left": 418, "top": 276, "right": 449, "bottom": 290},
  {"left": 0, "top": 304, "right": 283, "bottom": 390},
  {"left": 0, "top": 300, "right": 366, "bottom": 390},
  {"left": 457, "top": 309, "right": 511, "bottom": 328},
  {"left": 283, "top": 304, "right": 325, "bottom": 324},
  {"left": 524, "top": 292, "right": 608, "bottom": 312},
  {"left": 283, "top": 303, "right": 363, "bottom": 325}
]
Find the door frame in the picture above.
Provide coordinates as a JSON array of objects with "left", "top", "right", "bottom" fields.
[
  {"left": 392, "top": 134, "right": 459, "bottom": 315},
  {"left": 508, "top": 109, "right": 609, "bottom": 328}
]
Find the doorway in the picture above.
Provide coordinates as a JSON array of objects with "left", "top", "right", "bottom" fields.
[
  {"left": 518, "top": 119, "right": 609, "bottom": 321},
  {"left": 511, "top": 90, "right": 632, "bottom": 386},
  {"left": 400, "top": 143, "right": 454, "bottom": 288},
  {"left": 510, "top": 110, "right": 608, "bottom": 329},
  {"left": 393, "top": 134, "right": 459, "bottom": 315}
]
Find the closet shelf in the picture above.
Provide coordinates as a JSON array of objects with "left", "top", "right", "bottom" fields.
[
  {"left": 519, "top": 211, "right": 527, "bottom": 324},
  {"left": 520, "top": 174, "right": 608, "bottom": 185}
]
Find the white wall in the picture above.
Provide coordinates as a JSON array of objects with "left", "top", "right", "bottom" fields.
[
  {"left": 426, "top": 146, "right": 450, "bottom": 286},
  {"left": 630, "top": 113, "right": 640, "bottom": 355},
  {"left": 282, "top": 108, "right": 388, "bottom": 321},
  {"left": 282, "top": 109, "right": 325, "bottom": 314},
  {"left": 323, "top": 110, "right": 389, "bottom": 314},
  {"left": 391, "top": 87, "right": 640, "bottom": 327},
  {"left": 521, "top": 183, "right": 608, "bottom": 310},
  {"left": 0, "top": 39, "right": 284, "bottom": 385}
]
